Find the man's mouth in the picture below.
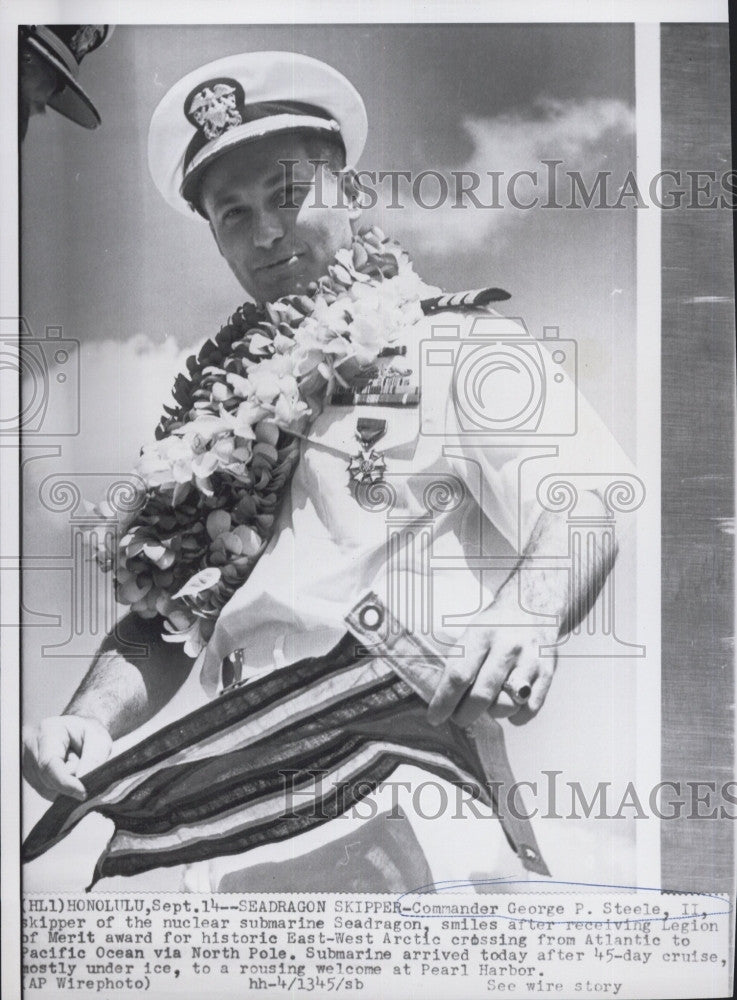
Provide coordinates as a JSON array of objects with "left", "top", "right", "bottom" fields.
[{"left": 257, "top": 253, "right": 304, "bottom": 272}]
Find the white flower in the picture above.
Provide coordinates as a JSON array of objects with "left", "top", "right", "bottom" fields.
[
  {"left": 191, "top": 451, "right": 219, "bottom": 479},
  {"left": 248, "top": 369, "right": 281, "bottom": 403},
  {"left": 176, "top": 414, "right": 232, "bottom": 445},
  {"left": 292, "top": 321, "right": 351, "bottom": 377},
  {"left": 273, "top": 331, "right": 294, "bottom": 354},
  {"left": 247, "top": 332, "right": 274, "bottom": 356},
  {"left": 247, "top": 353, "right": 300, "bottom": 406},
  {"left": 229, "top": 399, "right": 266, "bottom": 434},
  {"left": 265, "top": 301, "right": 304, "bottom": 326},
  {"left": 333, "top": 246, "right": 371, "bottom": 283},
  {"left": 162, "top": 616, "right": 208, "bottom": 658},
  {"left": 310, "top": 297, "right": 351, "bottom": 335},
  {"left": 347, "top": 309, "right": 386, "bottom": 364},
  {"left": 171, "top": 457, "right": 194, "bottom": 483},
  {"left": 348, "top": 280, "right": 381, "bottom": 307},
  {"left": 212, "top": 437, "right": 235, "bottom": 461},
  {"left": 274, "top": 388, "right": 309, "bottom": 425},
  {"left": 172, "top": 566, "right": 222, "bottom": 599},
  {"left": 225, "top": 372, "right": 250, "bottom": 397},
  {"left": 136, "top": 451, "right": 174, "bottom": 486}
]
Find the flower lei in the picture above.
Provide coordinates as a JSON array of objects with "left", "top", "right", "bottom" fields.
[{"left": 89, "top": 228, "right": 426, "bottom": 657}]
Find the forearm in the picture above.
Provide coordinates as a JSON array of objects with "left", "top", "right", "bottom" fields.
[
  {"left": 64, "top": 613, "right": 193, "bottom": 738},
  {"left": 497, "top": 490, "right": 617, "bottom": 635}
]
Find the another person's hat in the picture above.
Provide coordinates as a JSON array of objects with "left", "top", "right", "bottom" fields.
[
  {"left": 21, "top": 24, "right": 115, "bottom": 128},
  {"left": 148, "top": 51, "right": 368, "bottom": 219}
]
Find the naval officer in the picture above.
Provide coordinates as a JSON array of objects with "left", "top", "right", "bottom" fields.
[{"left": 22, "top": 51, "right": 625, "bottom": 890}]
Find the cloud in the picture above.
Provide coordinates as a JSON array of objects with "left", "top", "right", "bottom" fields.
[
  {"left": 77, "top": 333, "right": 194, "bottom": 465},
  {"left": 376, "top": 97, "right": 636, "bottom": 254}
]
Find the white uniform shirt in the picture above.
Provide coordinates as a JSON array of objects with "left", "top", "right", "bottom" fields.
[
  {"left": 185, "top": 293, "right": 635, "bottom": 891},
  {"left": 199, "top": 296, "right": 630, "bottom": 693}
]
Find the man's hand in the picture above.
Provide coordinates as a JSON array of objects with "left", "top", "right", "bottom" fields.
[
  {"left": 427, "top": 496, "right": 617, "bottom": 731},
  {"left": 22, "top": 614, "right": 193, "bottom": 804},
  {"left": 427, "top": 601, "right": 559, "bottom": 729},
  {"left": 22, "top": 716, "right": 113, "bottom": 802}
]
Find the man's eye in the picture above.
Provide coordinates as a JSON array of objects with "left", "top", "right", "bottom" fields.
[{"left": 222, "top": 206, "right": 245, "bottom": 223}]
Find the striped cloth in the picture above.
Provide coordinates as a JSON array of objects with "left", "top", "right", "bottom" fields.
[
  {"left": 23, "top": 631, "right": 548, "bottom": 887},
  {"left": 420, "top": 287, "right": 511, "bottom": 314}
]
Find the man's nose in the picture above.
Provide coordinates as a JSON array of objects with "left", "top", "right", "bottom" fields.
[{"left": 251, "top": 207, "right": 285, "bottom": 249}]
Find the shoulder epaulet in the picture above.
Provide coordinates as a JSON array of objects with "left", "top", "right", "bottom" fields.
[{"left": 420, "top": 287, "right": 511, "bottom": 315}]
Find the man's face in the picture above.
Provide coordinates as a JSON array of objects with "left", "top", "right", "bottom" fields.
[
  {"left": 19, "top": 46, "right": 61, "bottom": 140},
  {"left": 199, "top": 134, "right": 358, "bottom": 303}
]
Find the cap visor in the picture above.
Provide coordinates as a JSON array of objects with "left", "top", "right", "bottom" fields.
[{"left": 26, "top": 35, "right": 101, "bottom": 128}]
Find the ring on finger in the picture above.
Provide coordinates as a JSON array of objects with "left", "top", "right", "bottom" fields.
[{"left": 501, "top": 680, "right": 532, "bottom": 705}]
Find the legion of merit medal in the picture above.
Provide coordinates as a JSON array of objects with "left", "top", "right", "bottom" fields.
[{"left": 348, "top": 417, "right": 388, "bottom": 486}]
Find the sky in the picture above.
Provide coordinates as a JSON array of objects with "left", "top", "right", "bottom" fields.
[
  {"left": 19, "top": 23, "right": 639, "bottom": 888},
  {"left": 21, "top": 23, "right": 637, "bottom": 453}
]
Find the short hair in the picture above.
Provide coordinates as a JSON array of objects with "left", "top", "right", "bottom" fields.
[
  {"left": 190, "top": 130, "right": 347, "bottom": 218},
  {"left": 298, "top": 131, "right": 346, "bottom": 171}
]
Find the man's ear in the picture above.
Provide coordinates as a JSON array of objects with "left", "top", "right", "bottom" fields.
[{"left": 340, "top": 168, "right": 364, "bottom": 223}]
